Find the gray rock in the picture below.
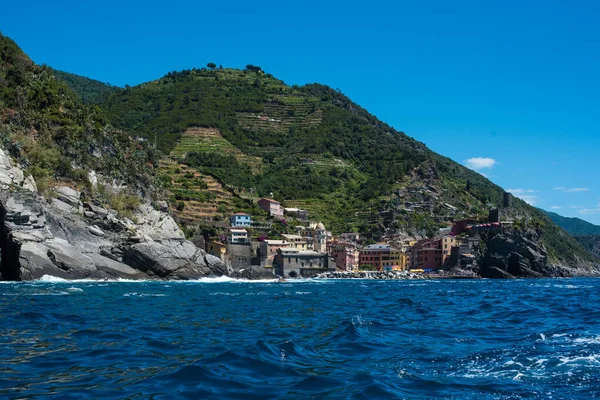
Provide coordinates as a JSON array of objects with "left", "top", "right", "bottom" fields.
[
  {"left": 87, "top": 253, "right": 145, "bottom": 279},
  {"left": 54, "top": 186, "right": 81, "bottom": 206},
  {"left": 88, "top": 203, "right": 108, "bottom": 218},
  {"left": 232, "top": 266, "right": 276, "bottom": 280},
  {"left": 133, "top": 204, "right": 185, "bottom": 240},
  {"left": 51, "top": 198, "right": 76, "bottom": 214},
  {"left": 157, "top": 201, "right": 169, "bottom": 212},
  {"left": 122, "top": 239, "right": 226, "bottom": 279},
  {"left": 87, "top": 225, "right": 105, "bottom": 237},
  {"left": 84, "top": 211, "right": 96, "bottom": 218},
  {"left": 45, "top": 239, "right": 101, "bottom": 279},
  {"left": 18, "top": 242, "right": 70, "bottom": 281},
  {"left": 22, "top": 175, "right": 37, "bottom": 193}
]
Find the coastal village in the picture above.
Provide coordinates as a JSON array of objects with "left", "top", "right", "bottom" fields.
[{"left": 202, "top": 193, "right": 514, "bottom": 278}]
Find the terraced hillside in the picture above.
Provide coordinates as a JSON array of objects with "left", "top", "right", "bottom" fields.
[
  {"left": 81, "top": 65, "right": 598, "bottom": 267},
  {"left": 171, "top": 127, "right": 262, "bottom": 173}
]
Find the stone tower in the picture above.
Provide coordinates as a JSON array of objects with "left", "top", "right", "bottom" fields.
[{"left": 314, "top": 222, "right": 327, "bottom": 253}]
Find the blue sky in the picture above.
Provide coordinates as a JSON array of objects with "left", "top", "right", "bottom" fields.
[{"left": 3, "top": 0, "right": 600, "bottom": 224}]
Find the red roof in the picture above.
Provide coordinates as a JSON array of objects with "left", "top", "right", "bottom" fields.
[{"left": 259, "top": 198, "right": 280, "bottom": 204}]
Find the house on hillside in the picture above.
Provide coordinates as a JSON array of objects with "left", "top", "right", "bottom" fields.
[
  {"left": 284, "top": 207, "right": 308, "bottom": 220},
  {"left": 228, "top": 228, "right": 249, "bottom": 244},
  {"left": 258, "top": 198, "right": 284, "bottom": 218},
  {"left": 230, "top": 212, "right": 252, "bottom": 227}
]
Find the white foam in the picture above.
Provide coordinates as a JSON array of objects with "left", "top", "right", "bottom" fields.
[
  {"left": 36, "top": 275, "right": 99, "bottom": 283},
  {"left": 31, "top": 291, "right": 69, "bottom": 296},
  {"left": 123, "top": 292, "right": 166, "bottom": 297},
  {"left": 37, "top": 275, "right": 68, "bottom": 282},
  {"left": 66, "top": 287, "right": 84, "bottom": 292},
  {"left": 187, "top": 276, "right": 278, "bottom": 283},
  {"left": 573, "top": 336, "right": 600, "bottom": 345},
  {"left": 558, "top": 355, "right": 600, "bottom": 365}
]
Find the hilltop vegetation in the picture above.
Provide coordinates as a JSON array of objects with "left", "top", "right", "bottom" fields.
[
  {"left": 48, "top": 56, "right": 597, "bottom": 266},
  {"left": 544, "top": 211, "right": 600, "bottom": 236},
  {"left": 0, "top": 33, "right": 157, "bottom": 197},
  {"left": 98, "top": 68, "right": 504, "bottom": 230},
  {"left": 50, "top": 69, "right": 122, "bottom": 104}
]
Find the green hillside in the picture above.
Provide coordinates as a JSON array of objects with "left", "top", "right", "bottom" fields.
[
  {"left": 51, "top": 69, "right": 122, "bottom": 104},
  {"left": 0, "top": 33, "right": 156, "bottom": 201},
  {"left": 574, "top": 235, "right": 600, "bottom": 258},
  {"left": 544, "top": 211, "right": 600, "bottom": 236},
  {"left": 94, "top": 65, "right": 596, "bottom": 266}
]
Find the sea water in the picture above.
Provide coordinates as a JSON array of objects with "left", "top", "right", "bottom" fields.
[{"left": 1, "top": 277, "right": 599, "bottom": 399}]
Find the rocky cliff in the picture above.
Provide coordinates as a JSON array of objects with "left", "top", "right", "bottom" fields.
[
  {"left": 0, "top": 148, "right": 227, "bottom": 281},
  {"left": 445, "top": 228, "right": 599, "bottom": 279}
]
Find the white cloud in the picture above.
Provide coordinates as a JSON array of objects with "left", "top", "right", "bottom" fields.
[
  {"left": 569, "top": 205, "right": 585, "bottom": 209},
  {"left": 506, "top": 189, "right": 538, "bottom": 205},
  {"left": 550, "top": 206, "right": 561, "bottom": 209},
  {"left": 464, "top": 157, "right": 497, "bottom": 170},
  {"left": 553, "top": 187, "right": 590, "bottom": 193},
  {"left": 507, "top": 189, "right": 536, "bottom": 195},
  {"left": 518, "top": 195, "right": 538, "bottom": 205},
  {"left": 579, "top": 208, "right": 600, "bottom": 215},
  {"left": 566, "top": 188, "right": 590, "bottom": 193}
]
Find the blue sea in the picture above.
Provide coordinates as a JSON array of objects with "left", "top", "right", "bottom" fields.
[{"left": 1, "top": 277, "right": 600, "bottom": 399}]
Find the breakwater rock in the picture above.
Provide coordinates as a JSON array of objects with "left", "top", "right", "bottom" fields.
[{"left": 316, "top": 270, "right": 425, "bottom": 280}]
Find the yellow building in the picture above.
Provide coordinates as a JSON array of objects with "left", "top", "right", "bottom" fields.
[
  {"left": 281, "top": 234, "right": 309, "bottom": 251},
  {"left": 441, "top": 235, "right": 456, "bottom": 264},
  {"left": 389, "top": 248, "right": 403, "bottom": 269},
  {"left": 207, "top": 240, "right": 227, "bottom": 261}
]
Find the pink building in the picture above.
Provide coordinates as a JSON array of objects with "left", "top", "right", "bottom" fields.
[
  {"left": 412, "top": 239, "right": 442, "bottom": 270},
  {"left": 329, "top": 241, "right": 359, "bottom": 271},
  {"left": 258, "top": 198, "right": 284, "bottom": 218}
]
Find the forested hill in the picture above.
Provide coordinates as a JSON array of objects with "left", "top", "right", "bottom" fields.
[
  {"left": 50, "top": 69, "right": 122, "bottom": 104},
  {"left": 52, "top": 63, "right": 597, "bottom": 267},
  {"left": 544, "top": 211, "right": 600, "bottom": 236}
]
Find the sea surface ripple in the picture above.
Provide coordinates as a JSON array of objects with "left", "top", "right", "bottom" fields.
[{"left": 1, "top": 277, "right": 600, "bottom": 399}]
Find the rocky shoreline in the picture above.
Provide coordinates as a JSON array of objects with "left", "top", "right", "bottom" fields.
[{"left": 0, "top": 148, "right": 232, "bottom": 282}]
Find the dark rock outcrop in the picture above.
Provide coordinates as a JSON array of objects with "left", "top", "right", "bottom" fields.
[{"left": 446, "top": 229, "right": 598, "bottom": 278}]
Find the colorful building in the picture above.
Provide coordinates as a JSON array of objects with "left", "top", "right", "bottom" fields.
[
  {"left": 281, "top": 234, "right": 309, "bottom": 251},
  {"left": 259, "top": 239, "right": 289, "bottom": 267},
  {"left": 412, "top": 239, "right": 443, "bottom": 270},
  {"left": 441, "top": 235, "right": 456, "bottom": 264},
  {"left": 230, "top": 212, "right": 252, "bottom": 227},
  {"left": 207, "top": 240, "right": 227, "bottom": 260},
  {"left": 451, "top": 218, "right": 479, "bottom": 235},
  {"left": 228, "top": 228, "right": 249, "bottom": 244},
  {"left": 258, "top": 198, "right": 284, "bottom": 218},
  {"left": 329, "top": 241, "right": 359, "bottom": 271},
  {"left": 359, "top": 244, "right": 391, "bottom": 271}
]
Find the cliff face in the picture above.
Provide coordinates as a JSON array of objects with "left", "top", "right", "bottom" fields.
[
  {"left": 446, "top": 229, "right": 599, "bottom": 278},
  {"left": 0, "top": 150, "right": 227, "bottom": 281}
]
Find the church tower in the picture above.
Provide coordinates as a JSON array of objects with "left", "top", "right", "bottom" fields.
[{"left": 314, "top": 222, "right": 327, "bottom": 253}]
